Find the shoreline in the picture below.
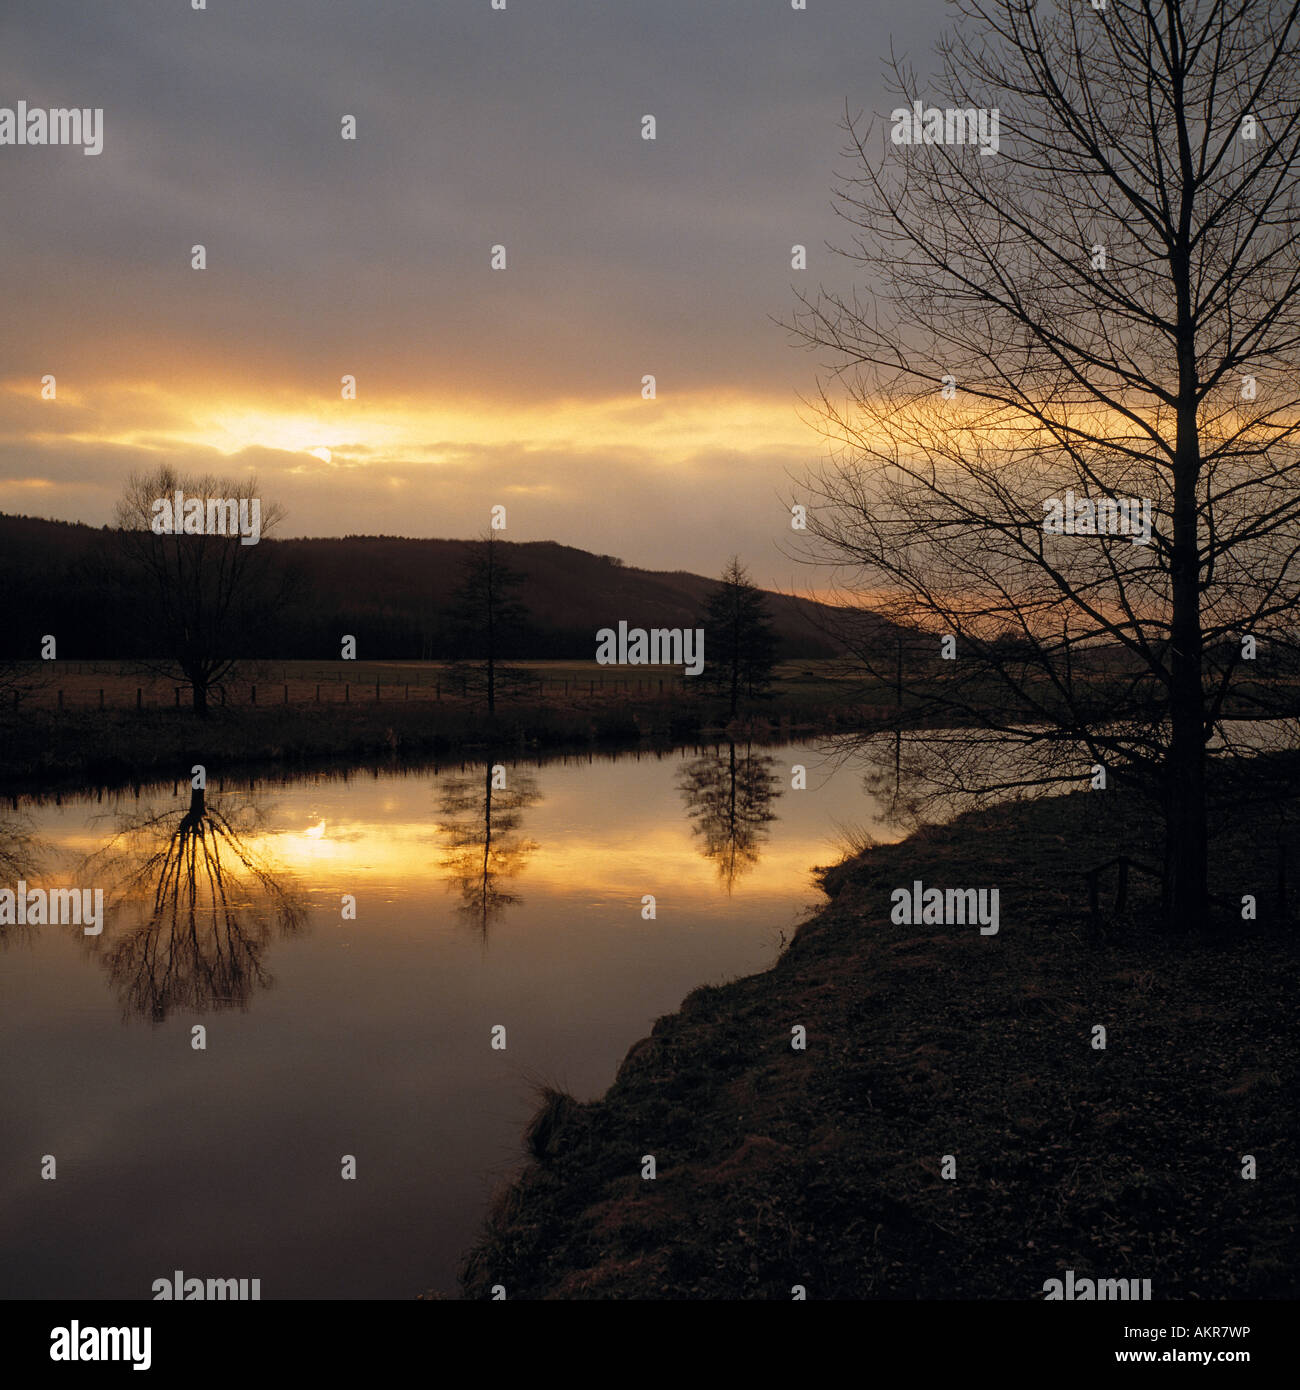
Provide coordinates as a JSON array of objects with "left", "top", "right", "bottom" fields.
[
  {"left": 454, "top": 786, "right": 1300, "bottom": 1299},
  {"left": 0, "top": 698, "right": 866, "bottom": 798}
]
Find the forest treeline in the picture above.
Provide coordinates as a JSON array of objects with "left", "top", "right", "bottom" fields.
[{"left": 0, "top": 513, "right": 845, "bottom": 662}]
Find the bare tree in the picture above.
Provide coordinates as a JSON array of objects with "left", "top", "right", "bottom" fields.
[
  {"left": 701, "top": 558, "right": 780, "bottom": 718},
  {"left": 445, "top": 536, "right": 531, "bottom": 714},
  {"left": 81, "top": 786, "right": 304, "bottom": 1020},
  {"left": 677, "top": 742, "right": 782, "bottom": 891},
  {"left": 114, "top": 465, "right": 293, "bottom": 713},
  {"left": 0, "top": 658, "right": 52, "bottom": 713},
  {"left": 792, "top": 0, "right": 1300, "bottom": 931},
  {"left": 0, "top": 809, "right": 44, "bottom": 947},
  {"left": 434, "top": 764, "right": 540, "bottom": 936}
]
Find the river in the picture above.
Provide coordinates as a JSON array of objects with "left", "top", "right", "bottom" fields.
[{"left": 0, "top": 739, "right": 905, "bottom": 1298}]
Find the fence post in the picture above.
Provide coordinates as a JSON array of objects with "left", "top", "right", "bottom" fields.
[
  {"left": 136, "top": 688, "right": 142, "bottom": 710},
  {"left": 251, "top": 685, "right": 256, "bottom": 705},
  {"left": 99, "top": 688, "right": 104, "bottom": 710}
]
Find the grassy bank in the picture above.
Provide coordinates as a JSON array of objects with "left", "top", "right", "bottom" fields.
[
  {"left": 0, "top": 700, "right": 691, "bottom": 790},
  {"left": 0, "top": 697, "right": 860, "bottom": 793},
  {"left": 456, "top": 787, "right": 1300, "bottom": 1299},
  {"left": 0, "top": 659, "right": 889, "bottom": 791}
]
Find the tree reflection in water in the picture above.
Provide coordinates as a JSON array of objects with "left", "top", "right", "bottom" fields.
[
  {"left": 677, "top": 742, "right": 782, "bottom": 892},
  {"left": 81, "top": 785, "right": 304, "bottom": 1021},
  {"left": 434, "top": 765, "right": 540, "bottom": 938},
  {"left": 0, "top": 807, "right": 44, "bottom": 947}
]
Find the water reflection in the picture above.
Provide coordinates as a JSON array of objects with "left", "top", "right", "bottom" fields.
[
  {"left": 434, "top": 765, "right": 541, "bottom": 936},
  {"left": 827, "top": 726, "right": 1127, "bottom": 831},
  {"left": 2, "top": 740, "right": 907, "bottom": 1299},
  {"left": 81, "top": 785, "right": 304, "bottom": 1021},
  {"left": 834, "top": 721, "right": 1293, "bottom": 833},
  {"left": 677, "top": 743, "right": 782, "bottom": 891},
  {"left": 0, "top": 806, "right": 44, "bottom": 946}
]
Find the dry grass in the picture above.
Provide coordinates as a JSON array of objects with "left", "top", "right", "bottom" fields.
[{"left": 460, "top": 788, "right": 1300, "bottom": 1299}]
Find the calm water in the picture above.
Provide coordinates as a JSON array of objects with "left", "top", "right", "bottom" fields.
[{"left": 0, "top": 741, "right": 904, "bottom": 1299}]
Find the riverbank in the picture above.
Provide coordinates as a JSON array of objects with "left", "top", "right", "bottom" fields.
[
  {"left": 0, "top": 696, "right": 870, "bottom": 795},
  {"left": 456, "top": 786, "right": 1300, "bottom": 1299},
  {"left": 0, "top": 657, "right": 899, "bottom": 791}
]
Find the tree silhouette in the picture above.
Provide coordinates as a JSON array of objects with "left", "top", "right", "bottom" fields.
[
  {"left": 80, "top": 785, "right": 304, "bottom": 1020},
  {"left": 434, "top": 764, "right": 540, "bottom": 936},
  {"left": 0, "top": 658, "right": 53, "bottom": 712},
  {"left": 702, "top": 558, "right": 780, "bottom": 718},
  {"left": 445, "top": 536, "right": 531, "bottom": 714},
  {"left": 113, "top": 465, "right": 295, "bottom": 714},
  {"left": 0, "top": 807, "right": 44, "bottom": 948},
  {"left": 792, "top": 0, "right": 1300, "bottom": 931},
  {"left": 677, "top": 742, "right": 782, "bottom": 891}
]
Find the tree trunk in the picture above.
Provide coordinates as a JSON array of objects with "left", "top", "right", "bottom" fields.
[
  {"left": 1165, "top": 543, "right": 1208, "bottom": 931},
  {"left": 1163, "top": 723, "right": 1207, "bottom": 933},
  {"left": 191, "top": 680, "right": 209, "bottom": 716},
  {"left": 486, "top": 557, "right": 496, "bottom": 715},
  {"left": 1165, "top": 274, "right": 1208, "bottom": 932}
]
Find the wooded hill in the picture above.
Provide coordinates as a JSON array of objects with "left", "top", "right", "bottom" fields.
[{"left": 0, "top": 513, "right": 855, "bottom": 661}]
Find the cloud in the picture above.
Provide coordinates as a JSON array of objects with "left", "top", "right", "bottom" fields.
[{"left": 0, "top": 0, "right": 949, "bottom": 587}]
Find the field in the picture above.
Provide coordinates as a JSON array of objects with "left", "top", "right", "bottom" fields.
[
  {"left": 7, "top": 659, "right": 880, "bottom": 714},
  {"left": 0, "top": 660, "right": 895, "bottom": 791}
]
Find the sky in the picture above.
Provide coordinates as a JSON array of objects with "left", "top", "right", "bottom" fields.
[{"left": 0, "top": 0, "right": 950, "bottom": 589}]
